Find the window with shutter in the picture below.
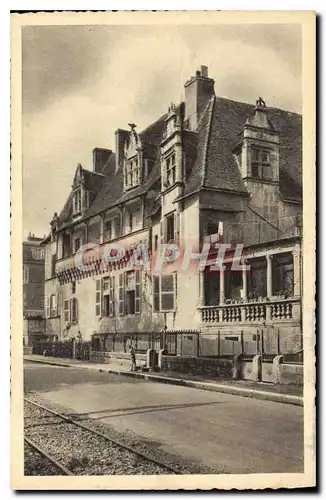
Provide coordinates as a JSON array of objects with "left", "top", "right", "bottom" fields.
[
  {"left": 102, "top": 277, "right": 110, "bottom": 317},
  {"left": 161, "top": 274, "right": 175, "bottom": 311},
  {"left": 125, "top": 271, "right": 135, "bottom": 314},
  {"left": 152, "top": 273, "right": 176, "bottom": 312},
  {"left": 95, "top": 279, "right": 101, "bottom": 317},
  {"left": 153, "top": 276, "right": 160, "bottom": 312},
  {"left": 56, "top": 293, "right": 59, "bottom": 316},
  {"left": 135, "top": 270, "right": 141, "bottom": 314},
  {"left": 166, "top": 214, "right": 174, "bottom": 242},
  {"left": 71, "top": 297, "right": 78, "bottom": 322},
  {"left": 174, "top": 212, "right": 180, "bottom": 245},
  {"left": 118, "top": 273, "right": 125, "bottom": 315},
  {"left": 64, "top": 300, "right": 70, "bottom": 322},
  {"left": 50, "top": 294, "right": 56, "bottom": 317},
  {"left": 45, "top": 296, "right": 50, "bottom": 318},
  {"left": 109, "top": 276, "right": 115, "bottom": 317}
]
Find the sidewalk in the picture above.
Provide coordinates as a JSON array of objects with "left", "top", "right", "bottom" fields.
[{"left": 24, "top": 354, "right": 303, "bottom": 406}]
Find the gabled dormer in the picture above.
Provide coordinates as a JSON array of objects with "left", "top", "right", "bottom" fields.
[
  {"left": 160, "top": 103, "right": 183, "bottom": 191},
  {"left": 237, "top": 98, "right": 280, "bottom": 185},
  {"left": 71, "top": 164, "right": 90, "bottom": 217},
  {"left": 123, "top": 124, "right": 142, "bottom": 191}
]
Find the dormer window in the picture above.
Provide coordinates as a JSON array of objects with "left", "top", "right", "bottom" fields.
[
  {"left": 124, "top": 156, "right": 140, "bottom": 190},
  {"left": 251, "top": 148, "right": 272, "bottom": 180},
  {"left": 165, "top": 152, "right": 176, "bottom": 187},
  {"left": 73, "top": 189, "right": 82, "bottom": 215}
]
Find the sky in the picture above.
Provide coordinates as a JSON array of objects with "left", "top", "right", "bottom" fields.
[{"left": 22, "top": 23, "right": 302, "bottom": 238}]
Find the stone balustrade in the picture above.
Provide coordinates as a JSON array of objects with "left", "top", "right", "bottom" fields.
[{"left": 200, "top": 297, "right": 300, "bottom": 324}]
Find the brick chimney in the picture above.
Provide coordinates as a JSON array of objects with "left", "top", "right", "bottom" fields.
[
  {"left": 92, "top": 148, "right": 112, "bottom": 174},
  {"left": 184, "top": 65, "right": 215, "bottom": 130}
]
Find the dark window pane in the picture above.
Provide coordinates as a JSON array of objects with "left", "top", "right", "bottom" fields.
[
  {"left": 153, "top": 276, "right": 160, "bottom": 293},
  {"left": 161, "top": 274, "right": 174, "bottom": 292},
  {"left": 153, "top": 294, "right": 160, "bottom": 312},
  {"left": 251, "top": 163, "right": 259, "bottom": 177},
  {"left": 161, "top": 293, "right": 174, "bottom": 311},
  {"left": 252, "top": 149, "right": 259, "bottom": 161}
]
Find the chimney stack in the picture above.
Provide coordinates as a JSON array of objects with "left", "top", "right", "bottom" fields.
[
  {"left": 92, "top": 148, "right": 112, "bottom": 174},
  {"left": 184, "top": 66, "right": 215, "bottom": 130}
]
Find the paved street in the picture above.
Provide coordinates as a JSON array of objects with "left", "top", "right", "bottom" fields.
[{"left": 24, "top": 362, "right": 303, "bottom": 474}]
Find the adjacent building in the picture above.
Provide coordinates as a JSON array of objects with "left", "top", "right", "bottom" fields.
[
  {"left": 42, "top": 66, "right": 302, "bottom": 359},
  {"left": 23, "top": 233, "right": 45, "bottom": 345}
]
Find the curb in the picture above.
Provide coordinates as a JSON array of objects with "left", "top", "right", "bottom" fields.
[{"left": 24, "top": 357, "right": 303, "bottom": 407}]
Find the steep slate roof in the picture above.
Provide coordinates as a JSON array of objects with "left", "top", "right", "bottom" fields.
[
  {"left": 182, "top": 96, "right": 302, "bottom": 201},
  {"left": 55, "top": 93, "right": 302, "bottom": 231}
]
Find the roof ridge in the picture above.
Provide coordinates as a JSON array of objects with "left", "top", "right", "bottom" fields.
[
  {"left": 139, "top": 111, "right": 168, "bottom": 136},
  {"left": 215, "top": 95, "right": 301, "bottom": 117},
  {"left": 201, "top": 95, "right": 215, "bottom": 187}
]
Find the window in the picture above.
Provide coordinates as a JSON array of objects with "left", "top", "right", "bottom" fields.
[
  {"left": 161, "top": 212, "right": 180, "bottom": 245},
  {"left": 115, "top": 217, "right": 121, "bottom": 238},
  {"left": 118, "top": 274, "right": 124, "bottom": 315},
  {"left": 32, "top": 248, "right": 44, "bottom": 260},
  {"left": 23, "top": 266, "right": 29, "bottom": 284},
  {"left": 124, "top": 157, "right": 140, "bottom": 189},
  {"left": 95, "top": 277, "right": 115, "bottom": 317},
  {"left": 204, "top": 270, "right": 220, "bottom": 306},
  {"left": 103, "top": 295, "right": 110, "bottom": 317},
  {"left": 125, "top": 271, "right": 136, "bottom": 314},
  {"left": 50, "top": 294, "right": 57, "bottom": 317},
  {"left": 62, "top": 233, "right": 71, "bottom": 258},
  {"left": 166, "top": 153, "right": 176, "bottom": 187},
  {"left": 95, "top": 280, "right": 101, "bottom": 317},
  {"left": 153, "top": 273, "right": 177, "bottom": 312},
  {"left": 128, "top": 211, "right": 133, "bottom": 233},
  {"left": 45, "top": 296, "right": 50, "bottom": 318},
  {"left": 104, "top": 220, "right": 112, "bottom": 241},
  {"left": 64, "top": 300, "right": 70, "bottom": 322},
  {"left": 71, "top": 297, "right": 78, "bottom": 322},
  {"left": 51, "top": 255, "right": 56, "bottom": 277},
  {"left": 248, "top": 258, "right": 267, "bottom": 299},
  {"left": 73, "top": 189, "right": 82, "bottom": 214},
  {"left": 166, "top": 214, "right": 175, "bottom": 242},
  {"left": 251, "top": 149, "right": 272, "bottom": 180},
  {"left": 272, "top": 253, "right": 294, "bottom": 297},
  {"left": 102, "top": 277, "right": 110, "bottom": 317},
  {"left": 73, "top": 238, "right": 81, "bottom": 253},
  {"left": 103, "top": 277, "right": 110, "bottom": 292},
  {"left": 119, "top": 271, "right": 141, "bottom": 315},
  {"left": 154, "top": 234, "right": 158, "bottom": 251},
  {"left": 72, "top": 281, "right": 76, "bottom": 294}
]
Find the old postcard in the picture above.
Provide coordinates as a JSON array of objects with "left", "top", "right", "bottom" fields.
[{"left": 11, "top": 10, "right": 316, "bottom": 490}]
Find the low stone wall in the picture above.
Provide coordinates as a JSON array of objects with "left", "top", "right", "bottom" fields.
[
  {"left": 89, "top": 351, "right": 111, "bottom": 363},
  {"left": 89, "top": 351, "right": 147, "bottom": 368},
  {"left": 240, "top": 356, "right": 303, "bottom": 385},
  {"left": 279, "top": 364, "right": 303, "bottom": 385},
  {"left": 161, "top": 355, "right": 233, "bottom": 378},
  {"left": 109, "top": 352, "right": 147, "bottom": 368}
]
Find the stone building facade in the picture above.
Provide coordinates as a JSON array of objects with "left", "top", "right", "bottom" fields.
[
  {"left": 23, "top": 233, "right": 45, "bottom": 345},
  {"left": 42, "top": 66, "right": 302, "bottom": 357}
]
